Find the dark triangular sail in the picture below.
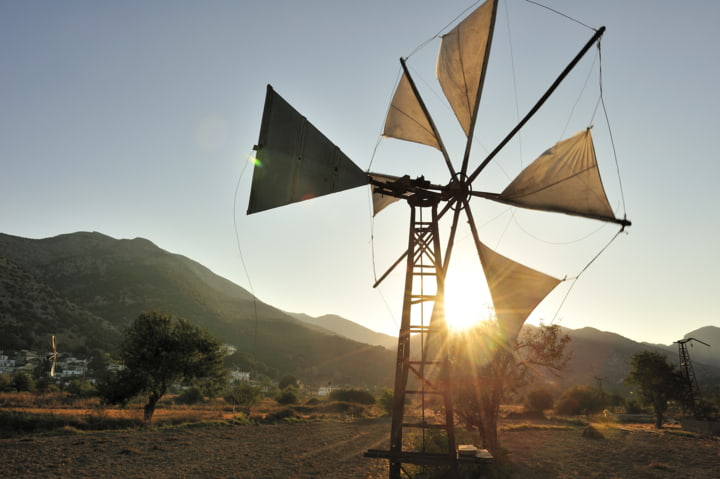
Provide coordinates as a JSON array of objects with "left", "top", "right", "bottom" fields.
[{"left": 248, "top": 85, "right": 369, "bottom": 214}]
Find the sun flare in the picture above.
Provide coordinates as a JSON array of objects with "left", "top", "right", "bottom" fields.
[{"left": 443, "top": 266, "right": 493, "bottom": 331}]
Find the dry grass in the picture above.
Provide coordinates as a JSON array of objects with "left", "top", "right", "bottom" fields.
[{"left": 1, "top": 399, "right": 718, "bottom": 478}]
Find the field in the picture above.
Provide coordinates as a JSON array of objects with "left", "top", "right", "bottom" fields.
[{"left": 1, "top": 396, "right": 718, "bottom": 478}]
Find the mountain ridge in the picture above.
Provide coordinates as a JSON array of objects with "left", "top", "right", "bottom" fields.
[
  {"left": 0, "top": 231, "right": 394, "bottom": 386},
  {"left": 1, "top": 231, "right": 718, "bottom": 392}
]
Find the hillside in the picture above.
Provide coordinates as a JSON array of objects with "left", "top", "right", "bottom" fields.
[
  {"left": 2, "top": 231, "right": 718, "bottom": 393},
  {"left": 286, "top": 312, "right": 397, "bottom": 350},
  {"left": 0, "top": 232, "right": 394, "bottom": 386},
  {"left": 548, "top": 325, "right": 720, "bottom": 393}
]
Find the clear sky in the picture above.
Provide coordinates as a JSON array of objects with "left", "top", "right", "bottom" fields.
[{"left": 1, "top": 1, "right": 718, "bottom": 346}]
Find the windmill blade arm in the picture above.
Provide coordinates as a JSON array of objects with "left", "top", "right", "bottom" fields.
[
  {"left": 467, "top": 27, "right": 606, "bottom": 184},
  {"left": 373, "top": 249, "right": 409, "bottom": 288},
  {"left": 470, "top": 190, "right": 631, "bottom": 228}
]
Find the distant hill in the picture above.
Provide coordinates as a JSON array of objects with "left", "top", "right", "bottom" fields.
[
  {"left": 0, "top": 232, "right": 394, "bottom": 387},
  {"left": 550, "top": 326, "right": 720, "bottom": 394},
  {"left": 2, "top": 231, "right": 718, "bottom": 394},
  {"left": 286, "top": 312, "right": 397, "bottom": 350}
]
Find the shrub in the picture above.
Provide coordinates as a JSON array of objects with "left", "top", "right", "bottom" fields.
[
  {"left": 175, "top": 386, "right": 204, "bottom": 405},
  {"left": 555, "top": 386, "right": 604, "bottom": 416},
  {"left": 276, "top": 386, "right": 299, "bottom": 405},
  {"left": 525, "top": 387, "right": 554, "bottom": 414},
  {"left": 65, "top": 378, "right": 97, "bottom": 398},
  {"left": 0, "top": 373, "right": 12, "bottom": 392},
  {"left": 224, "top": 382, "right": 262, "bottom": 413},
  {"left": 328, "top": 388, "right": 376, "bottom": 405},
  {"left": 278, "top": 375, "right": 299, "bottom": 390},
  {"left": 378, "top": 388, "right": 394, "bottom": 415},
  {"left": 12, "top": 371, "right": 34, "bottom": 392}
]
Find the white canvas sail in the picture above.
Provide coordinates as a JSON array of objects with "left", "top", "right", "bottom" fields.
[
  {"left": 383, "top": 73, "right": 440, "bottom": 149},
  {"left": 437, "top": 0, "right": 497, "bottom": 136},
  {"left": 498, "top": 129, "right": 617, "bottom": 222},
  {"left": 477, "top": 240, "right": 561, "bottom": 342},
  {"left": 369, "top": 173, "right": 403, "bottom": 215}
]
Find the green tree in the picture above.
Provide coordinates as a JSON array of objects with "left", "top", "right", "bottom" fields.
[
  {"left": 625, "top": 350, "right": 684, "bottom": 429},
  {"left": 453, "top": 322, "right": 570, "bottom": 453},
  {"left": 99, "top": 311, "right": 226, "bottom": 422}
]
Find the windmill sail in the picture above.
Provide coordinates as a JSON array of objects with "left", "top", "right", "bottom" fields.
[
  {"left": 476, "top": 241, "right": 561, "bottom": 342},
  {"left": 248, "top": 85, "right": 369, "bottom": 214},
  {"left": 497, "top": 129, "right": 619, "bottom": 223},
  {"left": 383, "top": 73, "right": 440, "bottom": 149},
  {"left": 437, "top": 0, "right": 497, "bottom": 136},
  {"left": 369, "top": 173, "right": 403, "bottom": 215}
]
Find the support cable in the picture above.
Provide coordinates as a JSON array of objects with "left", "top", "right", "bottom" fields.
[
  {"left": 524, "top": 0, "right": 596, "bottom": 32},
  {"left": 233, "top": 152, "right": 260, "bottom": 344},
  {"left": 597, "top": 43, "right": 629, "bottom": 216},
  {"left": 550, "top": 227, "right": 625, "bottom": 322}
]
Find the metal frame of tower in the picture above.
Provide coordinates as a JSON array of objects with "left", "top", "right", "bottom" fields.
[{"left": 675, "top": 338, "right": 710, "bottom": 417}]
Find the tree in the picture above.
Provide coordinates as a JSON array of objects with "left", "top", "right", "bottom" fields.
[
  {"left": 99, "top": 311, "right": 226, "bottom": 422},
  {"left": 625, "top": 350, "right": 684, "bottom": 428},
  {"left": 453, "top": 322, "right": 570, "bottom": 453}
]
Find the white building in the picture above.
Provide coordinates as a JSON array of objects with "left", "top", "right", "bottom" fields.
[
  {"left": 230, "top": 370, "right": 251, "bottom": 382},
  {"left": 0, "top": 351, "right": 16, "bottom": 374}
]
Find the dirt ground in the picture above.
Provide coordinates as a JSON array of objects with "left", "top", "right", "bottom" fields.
[{"left": 1, "top": 417, "right": 718, "bottom": 478}]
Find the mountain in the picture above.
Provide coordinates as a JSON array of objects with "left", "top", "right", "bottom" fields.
[
  {"left": 0, "top": 232, "right": 394, "bottom": 387},
  {"left": 2, "top": 231, "right": 718, "bottom": 394},
  {"left": 545, "top": 326, "right": 720, "bottom": 394},
  {"left": 286, "top": 312, "right": 397, "bottom": 350},
  {"left": 680, "top": 326, "right": 720, "bottom": 368}
]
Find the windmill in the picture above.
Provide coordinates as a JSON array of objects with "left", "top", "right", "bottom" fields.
[
  {"left": 675, "top": 337, "right": 710, "bottom": 417},
  {"left": 247, "top": 1, "right": 630, "bottom": 477}
]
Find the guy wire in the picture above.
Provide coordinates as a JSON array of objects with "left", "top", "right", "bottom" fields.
[{"left": 233, "top": 151, "right": 260, "bottom": 345}]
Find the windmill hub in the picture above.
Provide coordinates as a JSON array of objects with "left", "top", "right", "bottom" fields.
[{"left": 448, "top": 174, "right": 472, "bottom": 209}]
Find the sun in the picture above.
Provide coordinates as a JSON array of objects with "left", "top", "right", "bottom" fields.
[{"left": 443, "top": 265, "right": 493, "bottom": 331}]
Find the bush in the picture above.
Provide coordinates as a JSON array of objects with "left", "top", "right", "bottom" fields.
[
  {"left": 328, "top": 388, "right": 376, "bottom": 405},
  {"left": 175, "top": 386, "right": 204, "bottom": 405},
  {"left": 525, "top": 387, "right": 554, "bottom": 414},
  {"left": 12, "top": 371, "right": 34, "bottom": 392},
  {"left": 65, "top": 378, "right": 97, "bottom": 398},
  {"left": 278, "top": 375, "right": 299, "bottom": 390},
  {"left": 378, "top": 388, "right": 393, "bottom": 415},
  {"left": 0, "top": 373, "right": 12, "bottom": 392},
  {"left": 555, "top": 386, "right": 604, "bottom": 416},
  {"left": 224, "top": 382, "right": 262, "bottom": 413},
  {"left": 276, "top": 386, "right": 299, "bottom": 405},
  {"left": 624, "top": 397, "right": 645, "bottom": 414}
]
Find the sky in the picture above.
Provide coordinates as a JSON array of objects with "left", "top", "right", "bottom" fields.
[{"left": 1, "top": 0, "right": 718, "bottom": 346}]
